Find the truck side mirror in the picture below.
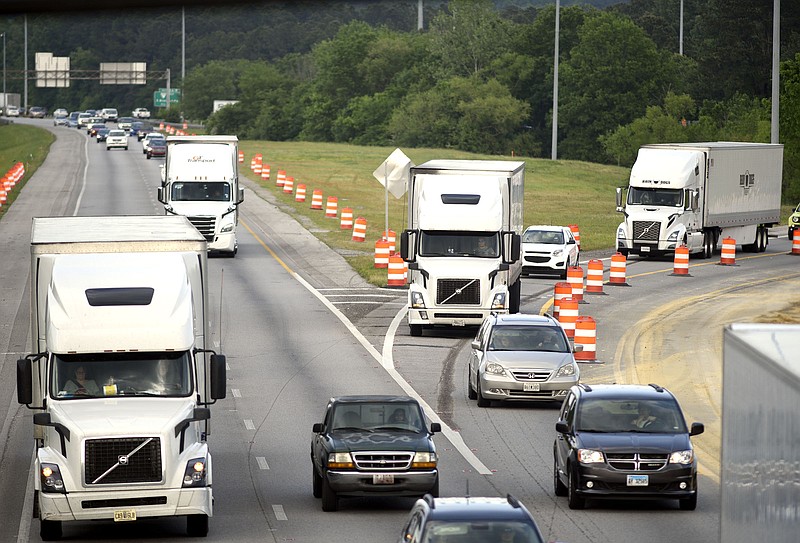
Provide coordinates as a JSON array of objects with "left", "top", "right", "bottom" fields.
[
  {"left": 502, "top": 232, "right": 520, "bottom": 263},
  {"left": 615, "top": 187, "right": 624, "bottom": 212},
  {"left": 157, "top": 186, "right": 165, "bottom": 204},
  {"left": 237, "top": 188, "right": 245, "bottom": 204},
  {"left": 691, "top": 189, "right": 700, "bottom": 211},
  {"left": 400, "top": 230, "right": 415, "bottom": 262},
  {"left": 210, "top": 354, "right": 227, "bottom": 400},
  {"left": 17, "top": 358, "right": 32, "bottom": 405}
]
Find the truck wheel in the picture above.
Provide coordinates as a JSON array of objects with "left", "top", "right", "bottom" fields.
[
  {"left": 702, "top": 232, "right": 714, "bottom": 259},
  {"left": 321, "top": 475, "right": 338, "bottom": 512},
  {"left": 40, "top": 520, "right": 62, "bottom": 541},
  {"left": 758, "top": 225, "right": 768, "bottom": 252},
  {"left": 509, "top": 280, "right": 521, "bottom": 314},
  {"left": 409, "top": 324, "right": 423, "bottom": 337},
  {"left": 146, "top": 153, "right": 151, "bottom": 159},
  {"left": 186, "top": 514, "right": 209, "bottom": 537},
  {"left": 312, "top": 465, "right": 322, "bottom": 498}
]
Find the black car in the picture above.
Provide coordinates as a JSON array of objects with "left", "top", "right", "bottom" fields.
[
  {"left": 95, "top": 127, "right": 110, "bottom": 142},
  {"left": 553, "top": 383, "right": 704, "bottom": 510},
  {"left": 398, "top": 494, "right": 546, "bottom": 543},
  {"left": 147, "top": 138, "right": 166, "bottom": 159},
  {"left": 311, "top": 395, "right": 441, "bottom": 512}
]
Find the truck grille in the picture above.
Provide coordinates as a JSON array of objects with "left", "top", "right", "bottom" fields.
[
  {"left": 436, "top": 279, "right": 480, "bottom": 305},
  {"left": 353, "top": 451, "right": 414, "bottom": 471},
  {"left": 606, "top": 452, "right": 668, "bottom": 471},
  {"left": 510, "top": 369, "right": 552, "bottom": 381},
  {"left": 633, "top": 221, "right": 661, "bottom": 242},
  {"left": 188, "top": 216, "right": 216, "bottom": 241},
  {"left": 85, "top": 437, "right": 162, "bottom": 485}
]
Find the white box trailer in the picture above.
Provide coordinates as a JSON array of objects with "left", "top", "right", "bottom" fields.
[
  {"left": 720, "top": 324, "right": 800, "bottom": 543},
  {"left": 615, "top": 142, "right": 783, "bottom": 257},
  {"left": 400, "top": 160, "right": 524, "bottom": 336},
  {"left": 17, "top": 216, "right": 227, "bottom": 540}
]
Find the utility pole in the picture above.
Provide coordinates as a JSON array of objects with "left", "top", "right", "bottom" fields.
[
  {"left": 771, "top": 0, "right": 780, "bottom": 143},
  {"left": 679, "top": 0, "right": 684, "bottom": 55},
  {"left": 551, "top": 0, "right": 560, "bottom": 160},
  {"left": 24, "top": 15, "right": 27, "bottom": 112}
]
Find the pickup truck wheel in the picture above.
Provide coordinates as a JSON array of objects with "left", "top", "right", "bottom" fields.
[
  {"left": 409, "top": 324, "right": 422, "bottom": 337},
  {"left": 567, "top": 466, "right": 586, "bottom": 509},
  {"left": 312, "top": 465, "right": 322, "bottom": 498},
  {"left": 428, "top": 476, "right": 439, "bottom": 498},
  {"left": 321, "top": 475, "right": 338, "bottom": 512},
  {"left": 186, "top": 514, "right": 209, "bottom": 537},
  {"left": 679, "top": 492, "right": 697, "bottom": 511},
  {"left": 476, "top": 375, "right": 490, "bottom": 408},
  {"left": 40, "top": 520, "right": 62, "bottom": 541},
  {"left": 553, "top": 457, "right": 568, "bottom": 497}
]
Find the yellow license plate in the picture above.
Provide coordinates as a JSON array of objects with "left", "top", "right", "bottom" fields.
[{"left": 113, "top": 509, "right": 137, "bottom": 522}]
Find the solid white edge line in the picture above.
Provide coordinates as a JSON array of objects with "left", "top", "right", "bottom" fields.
[
  {"left": 17, "top": 448, "right": 34, "bottom": 543},
  {"left": 293, "top": 273, "right": 493, "bottom": 476}
]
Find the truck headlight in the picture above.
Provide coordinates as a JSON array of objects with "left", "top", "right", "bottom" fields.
[
  {"left": 411, "top": 452, "right": 437, "bottom": 469},
  {"left": 669, "top": 449, "right": 694, "bottom": 465},
  {"left": 221, "top": 223, "right": 235, "bottom": 233},
  {"left": 577, "top": 449, "right": 605, "bottom": 464},
  {"left": 485, "top": 362, "right": 505, "bottom": 375},
  {"left": 40, "top": 463, "right": 66, "bottom": 494},
  {"left": 556, "top": 362, "right": 576, "bottom": 377},
  {"left": 617, "top": 227, "right": 626, "bottom": 239},
  {"left": 327, "top": 452, "right": 354, "bottom": 469},
  {"left": 182, "top": 457, "right": 207, "bottom": 487},
  {"left": 667, "top": 231, "right": 679, "bottom": 242},
  {"left": 410, "top": 291, "right": 425, "bottom": 308},
  {"left": 491, "top": 292, "right": 506, "bottom": 309}
]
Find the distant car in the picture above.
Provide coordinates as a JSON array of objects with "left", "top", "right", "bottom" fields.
[
  {"left": 789, "top": 203, "right": 800, "bottom": 239},
  {"left": 105, "top": 129, "right": 128, "bottom": 150},
  {"left": 468, "top": 313, "right": 580, "bottom": 407},
  {"left": 5, "top": 105, "right": 20, "bottom": 117},
  {"left": 52, "top": 108, "right": 68, "bottom": 118},
  {"left": 53, "top": 114, "right": 68, "bottom": 126},
  {"left": 133, "top": 107, "right": 151, "bottom": 119},
  {"left": 311, "top": 395, "right": 441, "bottom": 512},
  {"left": 142, "top": 132, "right": 165, "bottom": 154},
  {"left": 117, "top": 117, "right": 134, "bottom": 131},
  {"left": 100, "top": 108, "right": 118, "bottom": 122},
  {"left": 28, "top": 106, "right": 47, "bottom": 118},
  {"left": 88, "top": 123, "right": 106, "bottom": 137},
  {"left": 76, "top": 113, "right": 93, "bottom": 129},
  {"left": 147, "top": 138, "right": 166, "bottom": 159},
  {"left": 521, "top": 225, "right": 580, "bottom": 279},
  {"left": 398, "top": 494, "right": 546, "bottom": 543},
  {"left": 95, "top": 127, "right": 110, "bottom": 142},
  {"left": 134, "top": 122, "right": 153, "bottom": 140},
  {"left": 553, "top": 383, "right": 704, "bottom": 510}
]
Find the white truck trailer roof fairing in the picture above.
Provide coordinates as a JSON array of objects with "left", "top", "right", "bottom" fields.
[
  {"left": 417, "top": 175, "right": 505, "bottom": 230},
  {"left": 630, "top": 148, "right": 699, "bottom": 189},
  {"left": 166, "top": 141, "right": 238, "bottom": 182},
  {"left": 31, "top": 215, "right": 206, "bottom": 247}
]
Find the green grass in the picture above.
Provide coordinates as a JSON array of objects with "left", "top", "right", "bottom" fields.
[
  {"left": 0, "top": 124, "right": 55, "bottom": 218},
  {"left": 238, "top": 141, "right": 629, "bottom": 285}
]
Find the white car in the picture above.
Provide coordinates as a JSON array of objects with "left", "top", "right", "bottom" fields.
[
  {"left": 101, "top": 108, "right": 118, "bottom": 122},
  {"left": 105, "top": 129, "right": 128, "bottom": 150},
  {"left": 53, "top": 108, "right": 69, "bottom": 118},
  {"left": 5, "top": 105, "right": 20, "bottom": 117},
  {"left": 133, "top": 108, "right": 151, "bottom": 119},
  {"left": 521, "top": 225, "right": 580, "bottom": 279},
  {"left": 141, "top": 132, "right": 165, "bottom": 154}
]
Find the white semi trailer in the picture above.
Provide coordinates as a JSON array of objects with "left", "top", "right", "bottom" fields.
[
  {"left": 720, "top": 323, "right": 799, "bottom": 543},
  {"left": 16, "top": 216, "right": 227, "bottom": 540},
  {"left": 400, "top": 160, "right": 524, "bottom": 336},
  {"left": 615, "top": 142, "right": 783, "bottom": 258}
]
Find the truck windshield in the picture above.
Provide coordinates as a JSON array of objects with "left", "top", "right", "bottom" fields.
[
  {"left": 51, "top": 352, "right": 193, "bottom": 399},
  {"left": 419, "top": 231, "right": 499, "bottom": 257},
  {"left": 170, "top": 181, "right": 230, "bottom": 202},
  {"left": 628, "top": 187, "right": 682, "bottom": 207}
]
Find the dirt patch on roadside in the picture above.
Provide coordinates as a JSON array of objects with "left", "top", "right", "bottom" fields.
[{"left": 752, "top": 298, "right": 800, "bottom": 324}]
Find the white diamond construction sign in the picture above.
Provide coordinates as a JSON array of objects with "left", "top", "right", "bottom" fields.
[{"left": 373, "top": 148, "right": 413, "bottom": 199}]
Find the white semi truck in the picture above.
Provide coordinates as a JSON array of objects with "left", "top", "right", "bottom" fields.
[
  {"left": 721, "top": 323, "right": 799, "bottom": 543},
  {"left": 16, "top": 216, "right": 227, "bottom": 540},
  {"left": 158, "top": 135, "right": 244, "bottom": 257},
  {"left": 400, "top": 160, "right": 524, "bottom": 336},
  {"left": 615, "top": 142, "right": 783, "bottom": 258}
]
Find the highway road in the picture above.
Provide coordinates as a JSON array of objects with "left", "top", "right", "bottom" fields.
[{"left": 1, "top": 118, "right": 798, "bottom": 542}]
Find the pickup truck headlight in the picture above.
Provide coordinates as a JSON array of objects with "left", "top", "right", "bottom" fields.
[
  {"left": 40, "top": 463, "right": 66, "bottom": 493},
  {"left": 555, "top": 362, "right": 576, "bottom": 377},
  {"left": 410, "top": 291, "right": 425, "bottom": 308},
  {"left": 182, "top": 457, "right": 207, "bottom": 487},
  {"left": 577, "top": 449, "right": 605, "bottom": 464},
  {"left": 491, "top": 292, "right": 506, "bottom": 309},
  {"left": 485, "top": 362, "right": 505, "bottom": 375},
  {"left": 411, "top": 452, "right": 437, "bottom": 469},
  {"left": 327, "top": 452, "right": 354, "bottom": 470},
  {"left": 669, "top": 449, "right": 694, "bottom": 465}
]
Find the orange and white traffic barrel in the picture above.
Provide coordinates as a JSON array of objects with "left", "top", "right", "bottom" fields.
[
  {"left": 719, "top": 237, "right": 736, "bottom": 265},
  {"left": 374, "top": 239, "right": 391, "bottom": 268},
  {"left": 569, "top": 224, "right": 581, "bottom": 250},
  {"left": 276, "top": 170, "right": 286, "bottom": 188},
  {"left": 574, "top": 316, "right": 597, "bottom": 361},
  {"left": 238, "top": 151, "right": 244, "bottom": 163},
  {"left": 792, "top": 235, "right": 800, "bottom": 255},
  {"left": 566, "top": 266, "right": 585, "bottom": 302},
  {"left": 553, "top": 282, "right": 572, "bottom": 320},
  {"left": 253, "top": 160, "right": 262, "bottom": 175},
  {"left": 671, "top": 245, "right": 691, "bottom": 276},
  {"left": 585, "top": 259, "right": 605, "bottom": 294},
  {"left": 340, "top": 208, "right": 354, "bottom": 229},
  {"left": 352, "top": 217, "right": 367, "bottom": 242},
  {"left": 310, "top": 190, "right": 324, "bottom": 210},
  {"left": 283, "top": 176, "right": 294, "bottom": 194},
  {"left": 325, "top": 196, "right": 338, "bottom": 218},
  {"left": 387, "top": 253, "right": 406, "bottom": 286},
  {"left": 382, "top": 229, "right": 397, "bottom": 252},
  {"left": 0, "top": 188, "right": 7, "bottom": 205},
  {"left": 250, "top": 157, "right": 256, "bottom": 172},
  {"left": 295, "top": 184, "right": 306, "bottom": 202},
  {"left": 608, "top": 252, "right": 629, "bottom": 286},
  {"left": 558, "top": 297, "right": 579, "bottom": 338},
  {"left": 261, "top": 164, "right": 271, "bottom": 182}
]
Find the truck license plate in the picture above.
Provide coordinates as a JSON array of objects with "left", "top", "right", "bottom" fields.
[
  {"left": 523, "top": 383, "right": 540, "bottom": 392},
  {"left": 627, "top": 475, "right": 649, "bottom": 487},
  {"left": 373, "top": 474, "right": 395, "bottom": 485},
  {"left": 113, "top": 509, "right": 137, "bottom": 522},
  {"left": 640, "top": 246, "right": 650, "bottom": 253}
]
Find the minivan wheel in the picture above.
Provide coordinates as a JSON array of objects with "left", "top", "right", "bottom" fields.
[
  {"left": 567, "top": 467, "right": 586, "bottom": 509},
  {"left": 476, "top": 376, "right": 490, "bottom": 408},
  {"left": 679, "top": 492, "right": 698, "bottom": 511},
  {"left": 553, "top": 458, "right": 568, "bottom": 497},
  {"left": 467, "top": 371, "right": 477, "bottom": 400}
]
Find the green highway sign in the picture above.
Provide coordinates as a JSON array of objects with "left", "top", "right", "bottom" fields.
[{"left": 153, "top": 88, "right": 181, "bottom": 107}]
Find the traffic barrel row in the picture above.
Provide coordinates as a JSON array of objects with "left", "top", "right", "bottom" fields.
[{"left": 0, "top": 162, "right": 25, "bottom": 209}]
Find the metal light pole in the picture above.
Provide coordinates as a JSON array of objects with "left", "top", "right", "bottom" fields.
[
  {"left": 551, "top": 0, "right": 560, "bottom": 160},
  {"left": 2, "top": 32, "right": 6, "bottom": 113},
  {"left": 771, "top": 0, "right": 780, "bottom": 144},
  {"left": 679, "top": 0, "right": 684, "bottom": 55}
]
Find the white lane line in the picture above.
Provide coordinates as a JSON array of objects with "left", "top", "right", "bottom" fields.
[
  {"left": 232, "top": 389, "right": 241, "bottom": 398},
  {"left": 272, "top": 504, "right": 287, "bottom": 521},
  {"left": 244, "top": 419, "right": 255, "bottom": 430},
  {"left": 256, "top": 456, "right": 270, "bottom": 470},
  {"left": 330, "top": 301, "right": 407, "bottom": 306},
  {"left": 293, "top": 273, "right": 493, "bottom": 476}
]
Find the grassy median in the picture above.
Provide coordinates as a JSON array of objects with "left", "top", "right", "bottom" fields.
[{"left": 0, "top": 123, "right": 55, "bottom": 218}]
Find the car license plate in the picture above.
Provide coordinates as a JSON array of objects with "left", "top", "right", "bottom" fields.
[
  {"left": 113, "top": 509, "right": 137, "bottom": 522},
  {"left": 627, "top": 475, "right": 649, "bottom": 486},
  {"left": 523, "top": 383, "right": 540, "bottom": 392},
  {"left": 373, "top": 474, "right": 395, "bottom": 485}
]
